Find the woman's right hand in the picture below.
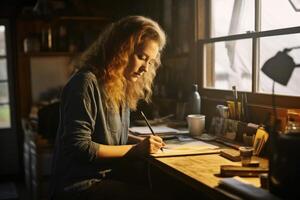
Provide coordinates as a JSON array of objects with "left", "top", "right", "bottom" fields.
[{"left": 133, "top": 135, "right": 165, "bottom": 156}]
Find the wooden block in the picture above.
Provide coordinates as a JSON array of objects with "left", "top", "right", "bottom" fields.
[
  {"left": 220, "top": 165, "right": 268, "bottom": 177},
  {"left": 220, "top": 149, "right": 241, "bottom": 162}
]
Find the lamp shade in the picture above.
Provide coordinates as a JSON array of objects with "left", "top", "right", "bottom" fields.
[{"left": 261, "top": 51, "right": 296, "bottom": 86}]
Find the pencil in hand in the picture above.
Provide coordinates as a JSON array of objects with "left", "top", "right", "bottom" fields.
[{"left": 140, "top": 111, "right": 164, "bottom": 152}]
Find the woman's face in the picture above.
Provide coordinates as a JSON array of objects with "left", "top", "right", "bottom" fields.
[{"left": 124, "top": 39, "right": 159, "bottom": 82}]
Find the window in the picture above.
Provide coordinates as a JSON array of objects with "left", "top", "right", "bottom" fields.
[
  {"left": 0, "top": 21, "right": 13, "bottom": 129},
  {"left": 202, "top": 0, "right": 300, "bottom": 98},
  {"left": 210, "top": 0, "right": 254, "bottom": 37},
  {"left": 204, "top": 39, "right": 253, "bottom": 91}
]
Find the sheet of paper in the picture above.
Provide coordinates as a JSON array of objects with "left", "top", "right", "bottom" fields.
[
  {"left": 151, "top": 137, "right": 220, "bottom": 157},
  {"left": 129, "top": 125, "right": 183, "bottom": 135}
]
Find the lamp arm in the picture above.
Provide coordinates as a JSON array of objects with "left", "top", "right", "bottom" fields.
[
  {"left": 284, "top": 46, "right": 300, "bottom": 52},
  {"left": 295, "top": 64, "right": 300, "bottom": 67}
]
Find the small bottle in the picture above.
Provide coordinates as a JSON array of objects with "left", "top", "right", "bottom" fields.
[
  {"left": 189, "top": 84, "right": 201, "bottom": 114},
  {"left": 57, "top": 25, "right": 68, "bottom": 52},
  {"left": 40, "top": 25, "right": 52, "bottom": 51}
]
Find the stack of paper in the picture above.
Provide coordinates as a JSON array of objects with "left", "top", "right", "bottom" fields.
[{"left": 129, "top": 125, "right": 186, "bottom": 136}]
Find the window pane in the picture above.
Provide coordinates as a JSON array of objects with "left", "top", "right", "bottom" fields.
[
  {"left": 0, "top": 25, "right": 6, "bottom": 55},
  {"left": 0, "top": 59, "right": 8, "bottom": 80},
  {"left": 0, "top": 104, "right": 10, "bottom": 128},
  {"left": 204, "top": 39, "right": 252, "bottom": 91},
  {"left": 210, "top": 0, "right": 254, "bottom": 37},
  {"left": 261, "top": 0, "right": 300, "bottom": 31},
  {"left": 259, "top": 33, "right": 300, "bottom": 96},
  {"left": 0, "top": 82, "right": 9, "bottom": 103}
]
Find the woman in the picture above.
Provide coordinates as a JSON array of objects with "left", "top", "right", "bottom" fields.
[{"left": 50, "top": 16, "right": 166, "bottom": 199}]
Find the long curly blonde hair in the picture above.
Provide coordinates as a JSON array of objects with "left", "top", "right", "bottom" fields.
[{"left": 76, "top": 16, "right": 166, "bottom": 113}]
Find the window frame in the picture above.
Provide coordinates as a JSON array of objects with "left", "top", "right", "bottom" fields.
[
  {"left": 0, "top": 19, "right": 16, "bottom": 132},
  {"left": 197, "top": 0, "right": 300, "bottom": 109}
]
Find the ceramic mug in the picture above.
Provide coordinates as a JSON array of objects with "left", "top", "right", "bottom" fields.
[{"left": 187, "top": 114, "right": 205, "bottom": 137}]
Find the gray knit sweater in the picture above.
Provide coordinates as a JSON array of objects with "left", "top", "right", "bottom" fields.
[{"left": 50, "top": 68, "right": 130, "bottom": 195}]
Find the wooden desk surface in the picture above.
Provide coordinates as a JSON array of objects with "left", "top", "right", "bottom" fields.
[{"left": 148, "top": 152, "right": 268, "bottom": 199}]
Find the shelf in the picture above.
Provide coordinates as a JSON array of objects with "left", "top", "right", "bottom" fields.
[
  {"left": 18, "top": 15, "right": 111, "bottom": 22},
  {"left": 58, "top": 16, "right": 110, "bottom": 21},
  {"left": 21, "top": 52, "right": 81, "bottom": 57}
]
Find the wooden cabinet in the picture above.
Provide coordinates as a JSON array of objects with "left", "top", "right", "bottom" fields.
[
  {"left": 16, "top": 16, "right": 111, "bottom": 117},
  {"left": 18, "top": 16, "right": 110, "bottom": 53}
]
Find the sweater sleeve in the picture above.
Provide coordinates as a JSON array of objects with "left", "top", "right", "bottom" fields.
[{"left": 61, "top": 73, "right": 100, "bottom": 163}]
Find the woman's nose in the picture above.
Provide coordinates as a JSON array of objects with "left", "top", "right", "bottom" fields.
[{"left": 141, "top": 61, "right": 149, "bottom": 72}]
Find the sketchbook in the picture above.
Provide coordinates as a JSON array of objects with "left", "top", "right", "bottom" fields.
[{"left": 150, "top": 135, "right": 220, "bottom": 157}]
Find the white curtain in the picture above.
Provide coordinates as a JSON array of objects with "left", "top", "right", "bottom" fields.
[{"left": 225, "top": 0, "right": 252, "bottom": 90}]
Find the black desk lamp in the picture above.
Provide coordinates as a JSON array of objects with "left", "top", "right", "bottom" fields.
[
  {"left": 261, "top": 46, "right": 300, "bottom": 199},
  {"left": 262, "top": 46, "right": 300, "bottom": 86},
  {"left": 261, "top": 46, "right": 300, "bottom": 133}
]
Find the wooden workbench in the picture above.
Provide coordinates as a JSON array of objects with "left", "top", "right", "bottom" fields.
[{"left": 148, "top": 152, "right": 269, "bottom": 200}]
